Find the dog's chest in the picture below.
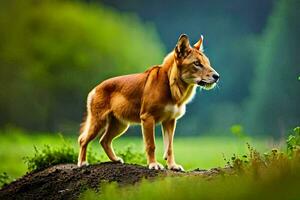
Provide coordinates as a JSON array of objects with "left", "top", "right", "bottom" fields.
[{"left": 163, "top": 104, "right": 186, "bottom": 119}]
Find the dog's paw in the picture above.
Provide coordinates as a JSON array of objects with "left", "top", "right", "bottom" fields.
[
  {"left": 148, "top": 162, "right": 164, "bottom": 170},
  {"left": 167, "top": 163, "right": 184, "bottom": 172},
  {"left": 113, "top": 157, "right": 124, "bottom": 164},
  {"left": 77, "top": 161, "right": 89, "bottom": 167}
]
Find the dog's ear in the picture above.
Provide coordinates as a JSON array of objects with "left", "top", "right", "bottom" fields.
[
  {"left": 175, "top": 34, "right": 191, "bottom": 58},
  {"left": 194, "top": 35, "right": 204, "bottom": 52}
]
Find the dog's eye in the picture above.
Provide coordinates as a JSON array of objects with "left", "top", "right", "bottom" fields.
[{"left": 193, "top": 61, "right": 202, "bottom": 69}]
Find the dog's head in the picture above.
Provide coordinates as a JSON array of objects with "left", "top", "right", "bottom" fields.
[{"left": 174, "top": 34, "right": 219, "bottom": 90}]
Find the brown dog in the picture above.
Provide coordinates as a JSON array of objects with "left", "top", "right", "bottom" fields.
[{"left": 78, "top": 34, "right": 219, "bottom": 171}]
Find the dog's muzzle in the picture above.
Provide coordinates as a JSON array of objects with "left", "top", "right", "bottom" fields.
[{"left": 197, "top": 80, "right": 207, "bottom": 86}]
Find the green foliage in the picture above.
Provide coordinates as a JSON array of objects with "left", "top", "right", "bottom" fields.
[
  {"left": 228, "top": 126, "right": 300, "bottom": 177},
  {"left": 0, "top": 172, "right": 10, "bottom": 189},
  {"left": 80, "top": 129, "right": 300, "bottom": 200},
  {"left": 117, "top": 146, "right": 146, "bottom": 164},
  {"left": 22, "top": 133, "right": 100, "bottom": 171},
  {"left": 286, "top": 127, "right": 300, "bottom": 156},
  {"left": 230, "top": 124, "right": 248, "bottom": 139},
  {"left": 24, "top": 144, "right": 77, "bottom": 171},
  {"left": 80, "top": 151, "right": 300, "bottom": 200},
  {"left": 0, "top": 0, "right": 297, "bottom": 136},
  {"left": 1, "top": 131, "right": 268, "bottom": 180},
  {"left": 245, "top": 0, "right": 300, "bottom": 136},
  {"left": 22, "top": 136, "right": 146, "bottom": 172},
  {"left": 0, "top": 0, "right": 164, "bottom": 132}
]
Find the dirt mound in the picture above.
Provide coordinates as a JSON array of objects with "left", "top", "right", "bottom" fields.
[{"left": 0, "top": 162, "right": 230, "bottom": 200}]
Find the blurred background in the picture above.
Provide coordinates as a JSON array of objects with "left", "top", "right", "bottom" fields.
[
  {"left": 0, "top": 0, "right": 299, "bottom": 137},
  {"left": 0, "top": 0, "right": 300, "bottom": 179}
]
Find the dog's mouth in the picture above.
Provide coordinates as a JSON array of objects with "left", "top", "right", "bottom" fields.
[
  {"left": 197, "top": 80, "right": 207, "bottom": 86},
  {"left": 197, "top": 80, "right": 216, "bottom": 90}
]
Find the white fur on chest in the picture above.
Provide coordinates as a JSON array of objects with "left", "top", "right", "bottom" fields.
[{"left": 164, "top": 104, "right": 186, "bottom": 119}]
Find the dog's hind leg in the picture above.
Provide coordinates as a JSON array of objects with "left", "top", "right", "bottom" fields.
[
  {"left": 77, "top": 89, "right": 110, "bottom": 166},
  {"left": 100, "top": 116, "right": 129, "bottom": 163},
  {"left": 78, "top": 114, "right": 108, "bottom": 166}
]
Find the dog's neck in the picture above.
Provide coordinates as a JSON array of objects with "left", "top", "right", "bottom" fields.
[{"left": 162, "top": 52, "right": 196, "bottom": 106}]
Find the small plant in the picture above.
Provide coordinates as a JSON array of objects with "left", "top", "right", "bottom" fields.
[
  {"left": 229, "top": 142, "right": 265, "bottom": 175},
  {"left": 230, "top": 124, "right": 248, "bottom": 139},
  {"left": 228, "top": 126, "right": 300, "bottom": 178},
  {"left": 23, "top": 134, "right": 147, "bottom": 171},
  {"left": 24, "top": 144, "right": 77, "bottom": 171},
  {"left": 23, "top": 143, "right": 102, "bottom": 171},
  {"left": 117, "top": 145, "right": 146, "bottom": 164},
  {"left": 286, "top": 127, "right": 300, "bottom": 156},
  {"left": 24, "top": 134, "right": 79, "bottom": 171},
  {"left": 86, "top": 147, "right": 103, "bottom": 164},
  {"left": 0, "top": 172, "right": 10, "bottom": 188}
]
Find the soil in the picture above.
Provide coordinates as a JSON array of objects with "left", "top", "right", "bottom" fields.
[{"left": 0, "top": 162, "right": 232, "bottom": 200}]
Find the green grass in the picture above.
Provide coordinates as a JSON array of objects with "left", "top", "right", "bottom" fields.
[
  {"left": 80, "top": 127, "right": 300, "bottom": 200},
  {"left": 0, "top": 132, "right": 272, "bottom": 181},
  {"left": 1, "top": 127, "right": 298, "bottom": 198},
  {"left": 81, "top": 170, "right": 300, "bottom": 200},
  {"left": 1, "top": 127, "right": 298, "bottom": 199}
]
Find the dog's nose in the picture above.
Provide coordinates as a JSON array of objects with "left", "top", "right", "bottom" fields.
[{"left": 212, "top": 74, "right": 220, "bottom": 81}]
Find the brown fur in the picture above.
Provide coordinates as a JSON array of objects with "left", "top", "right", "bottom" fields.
[
  {"left": 78, "top": 34, "right": 219, "bottom": 170},
  {"left": 79, "top": 112, "right": 87, "bottom": 134}
]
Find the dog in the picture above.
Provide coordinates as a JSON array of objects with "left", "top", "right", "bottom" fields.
[{"left": 77, "top": 34, "right": 219, "bottom": 171}]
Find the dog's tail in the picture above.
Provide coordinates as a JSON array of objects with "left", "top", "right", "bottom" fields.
[
  {"left": 78, "top": 88, "right": 96, "bottom": 135},
  {"left": 79, "top": 112, "right": 87, "bottom": 135}
]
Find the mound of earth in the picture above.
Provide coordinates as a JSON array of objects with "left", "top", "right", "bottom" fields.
[{"left": 0, "top": 162, "right": 232, "bottom": 200}]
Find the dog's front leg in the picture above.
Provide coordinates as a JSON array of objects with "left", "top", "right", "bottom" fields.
[
  {"left": 141, "top": 114, "right": 164, "bottom": 170},
  {"left": 162, "top": 119, "right": 184, "bottom": 171}
]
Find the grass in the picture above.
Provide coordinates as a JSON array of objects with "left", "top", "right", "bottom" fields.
[
  {"left": 0, "top": 129, "right": 272, "bottom": 181},
  {"left": 81, "top": 168, "right": 300, "bottom": 200},
  {"left": 1, "top": 126, "right": 299, "bottom": 199},
  {"left": 80, "top": 127, "right": 300, "bottom": 200}
]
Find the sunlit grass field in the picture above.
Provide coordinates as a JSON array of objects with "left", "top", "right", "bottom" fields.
[{"left": 0, "top": 129, "right": 277, "bottom": 181}]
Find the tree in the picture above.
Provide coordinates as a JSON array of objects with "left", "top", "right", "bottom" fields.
[
  {"left": 245, "top": 0, "right": 300, "bottom": 136},
  {"left": 0, "top": 0, "right": 165, "bottom": 132}
]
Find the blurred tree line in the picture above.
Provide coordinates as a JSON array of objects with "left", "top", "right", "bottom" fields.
[
  {"left": 0, "top": 0, "right": 299, "bottom": 137},
  {"left": 97, "top": 0, "right": 299, "bottom": 137},
  {"left": 0, "top": 0, "right": 164, "bottom": 132},
  {"left": 245, "top": 0, "right": 300, "bottom": 137},
  {"left": 93, "top": 0, "right": 274, "bottom": 136}
]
